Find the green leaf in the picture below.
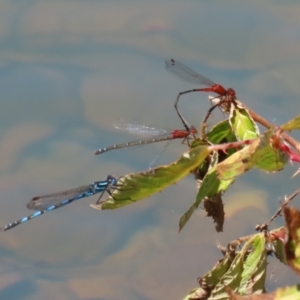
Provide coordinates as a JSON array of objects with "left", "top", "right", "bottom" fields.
[
  {"left": 249, "top": 131, "right": 289, "bottom": 172},
  {"left": 179, "top": 167, "right": 234, "bottom": 232},
  {"left": 273, "top": 239, "right": 287, "bottom": 265},
  {"left": 207, "top": 119, "right": 237, "bottom": 144},
  {"left": 211, "top": 250, "right": 245, "bottom": 299},
  {"left": 178, "top": 203, "right": 197, "bottom": 232},
  {"left": 238, "top": 234, "right": 267, "bottom": 295},
  {"left": 179, "top": 140, "right": 261, "bottom": 231},
  {"left": 202, "top": 253, "right": 233, "bottom": 287},
  {"left": 211, "top": 235, "right": 264, "bottom": 299},
  {"left": 274, "top": 284, "right": 300, "bottom": 299},
  {"left": 251, "top": 249, "right": 267, "bottom": 294},
  {"left": 94, "top": 146, "right": 210, "bottom": 210},
  {"left": 280, "top": 114, "right": 300, "bottom": 132},
  {"left": 183, "top": 234, "right": 269, "bottom": 300},
  {"left": 229, "top": 103, "right": 260, "bottom": 140},
  {"left": 217, "top": 138, "right": 261, "bottom": 180}
]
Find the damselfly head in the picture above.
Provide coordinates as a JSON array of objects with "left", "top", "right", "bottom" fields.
[
  {"left": 227, "top": 88, "right": 236, "bottom": 97},
  {"left": 189, "top": 126, "right": 198, "bottom": 135},
  {"left": 106, "top": 175, "right": 118, "bottom": 185}
]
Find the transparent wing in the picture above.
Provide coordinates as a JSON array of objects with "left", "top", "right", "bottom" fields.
[
  {"left": 112, "top": 118, "right": 167, "bottom": 136},
  {"left": 148, "top": 141, "right": 171, "bottom": 170},
  {"left": 165, "top": 59, "right": 215, "bottom": 87},
  {"left": 26, "top": 185, "right": 93, "bottom": 211}
]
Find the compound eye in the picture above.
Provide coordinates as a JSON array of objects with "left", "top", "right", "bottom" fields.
[
  {"left": 190, "top": 126, "right": 197, "bottom": 134},
  {"left": 228, "top": 88, "right": 236, "bottom": 97}
]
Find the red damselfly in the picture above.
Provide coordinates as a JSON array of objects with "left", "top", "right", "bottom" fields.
[
  {"left": 165, "top": 59, "right": 236, "bottom": 135},
  {"left": 94, "top": 119, "right": 197, "bottom": 155}
]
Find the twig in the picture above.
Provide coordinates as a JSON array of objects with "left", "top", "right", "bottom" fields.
[{"left": 266, "top": 187, "right": 300, "bottom": 226}]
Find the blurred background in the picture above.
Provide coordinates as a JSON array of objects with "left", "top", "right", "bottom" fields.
[{"left": 0, "top": 1, "right": 300, "bottom": 299}]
